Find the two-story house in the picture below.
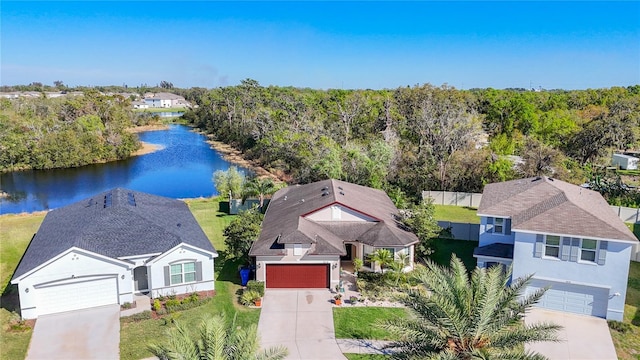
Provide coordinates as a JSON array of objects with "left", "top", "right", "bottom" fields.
[{"left": 473, "top": 176, "right": 637, "bottom": 321}]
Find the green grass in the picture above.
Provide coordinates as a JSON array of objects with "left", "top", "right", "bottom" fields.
[
  {"left": 0, "top": 213, "right": 46, "bottom": 360},
  {"left": 433, "top": 205, "right": 480, "bottom": 224},
  {"left": 609, "top": 261, "right": 640, "bottom": 360},
  {"left": 120, "top": 257, "right": 259, "bottom": 360},
  {"left": 0, "top": 309, "right": 32, "bottom": 360},
  {"left": 344, "top": 354, "right": 391, "bottom": 360},
  {"left": 333, "top": 307, "right": 408, "bottom": 341},
  {"left": 429, "top": 238, "right": 479, "bottom": 272},
  {"left": 184, "top": 197, "right": 235, "bottom": 251}
]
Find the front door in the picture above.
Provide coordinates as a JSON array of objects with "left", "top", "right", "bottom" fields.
[
  {"left": 341, "top": 244, "right": 354, "bottom": 261},
  {"left": 133, "top": 266, "right": 148, "bottom": 292}
]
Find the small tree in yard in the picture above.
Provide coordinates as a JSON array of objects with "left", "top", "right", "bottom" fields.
[
  {"left": 399, "top": 199, "right": 441, "bottom": 258},
  {"left": 223, "top": 208, "right": 263, "bottom": 259},
  {"left": 213, "top": 166, "right": 245, "bottom": 202},
  {"left": 371, "top": 248, "right": 394, "bottom": 272}
]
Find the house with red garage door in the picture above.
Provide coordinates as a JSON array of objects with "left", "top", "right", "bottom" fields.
[{"left": 249, "top": 179, "right": 419, "bottom": 289}]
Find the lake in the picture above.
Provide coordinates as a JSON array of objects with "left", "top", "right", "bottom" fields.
[{"left": 0, "top": 125, "right": 248, "bottom": 214}]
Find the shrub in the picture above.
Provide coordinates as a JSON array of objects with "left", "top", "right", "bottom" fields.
[
  {"left": 153, "top": 299, "right": 162, "bottom": 312},
  {"left": 166, "top": 298, "right": 210, "bottom": 313},
  {"left": 246, "top": 280, "right": 265, "bottom": 297},
  {"left": 121, "top": 302, "right": 133, "bottom": 309},
  {"left": 156, "top": 308, "right": 167, "bottom": 316},
  {"left": 121, "top": 310, "right": 152, "bottom": 323},
  {"left": 349, "top": 296, "right": 358, "bottom": 305},
  {"left": 165, "top": 299, "right": 180, "bottom": 309},
  {"left": 608, "top": 320, "right": 631, "bottom": 333},
  {"left": 240, "top": 290, "right": 261, "bottom": 306}
]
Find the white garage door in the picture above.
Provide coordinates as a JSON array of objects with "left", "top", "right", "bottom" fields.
[
  {"left": 36, "top": 276, "right": 118, "bottom": 316},
  {"left": 527, "top": 280, "right": 608, "bottom": 318}
]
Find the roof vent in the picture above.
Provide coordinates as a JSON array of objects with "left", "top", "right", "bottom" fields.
[
  {"left": 127, "top": 192, "right": 136, "bottom": 206},
  {"left": 284, "top": 196, "right": 287, "bottom": 201},
  {"left": 340, "top": 191, "right": 345, "bottom": 195},
  {"left": 338, "top": 186, "right": 343, "bottom": 190},
  {"left": 301, "top": 199, "right": 305, "bottom": 203},
  {"left": 321, "top": 191, "right": 330, "bottom": 196},
  {"left": 321, "top": 186, "right": 329, "bottom": 191},
  {"left": 177, "top": 223, "right": 181, "bottom": 227},
  {"left": 103, "top": 193, "right": 112, "bottom": 208},
  {"left": 533, "top": 177, "right": 542, "bottom": 182}
]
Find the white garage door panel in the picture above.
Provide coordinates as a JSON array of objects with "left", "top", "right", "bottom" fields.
[
  {"left": 528, "top": 280, "right": 608, "bottom": 318},
  {"left": 36, "top": 277, "right": 118, "bottom": 315}
]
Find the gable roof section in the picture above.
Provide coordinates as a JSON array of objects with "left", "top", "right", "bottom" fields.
[
  {"left": 249, "top": 179, "right": 418, "bottom": 256},
  {"left": 12, "top": 188, "right": 216, "bottom": 280},
  {"left": 478, "top": 177, "right": 637, "bottom": 243}
]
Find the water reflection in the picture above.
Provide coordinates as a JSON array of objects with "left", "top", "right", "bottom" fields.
[{"left": 0, "top": 125, "right": 247, "bottom": 214}]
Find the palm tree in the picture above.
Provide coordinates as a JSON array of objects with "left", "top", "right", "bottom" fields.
[
  {"left": 242, "top": 177, "right": 277, "bottom": 211},
  {"left": 148, "top": 314, "right": 288, "bottom": 360},
  {"left": 382, "top": 255, "right": 560, "bottom": 360},
  {"left": 371, "top": 248, "right": 394, "bottom": 272}
]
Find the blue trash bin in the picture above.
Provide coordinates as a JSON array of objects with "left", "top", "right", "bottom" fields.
[{"left": 239, "top": 267, "right": 250, "bottom": 286}]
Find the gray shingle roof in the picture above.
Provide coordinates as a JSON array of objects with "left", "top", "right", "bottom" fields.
[
  {"left": 249, "top": 179, "right": 419, "bottom": 256},
  {"left": 473, "top": 243, "right": 514, "bottom": 259},
  {"left": 12, "top": 188, "right": 216, "bottom": 280},
  {"left": 478, "top": 177, "right": 637, "bottom": 243}
]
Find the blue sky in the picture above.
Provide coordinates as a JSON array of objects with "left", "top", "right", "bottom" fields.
[{"left": 2, "top": 1, "right": 639, "bottom": 90}]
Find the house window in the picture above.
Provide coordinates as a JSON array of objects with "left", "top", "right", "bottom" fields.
[
  {"left": 383, "top": 247, "right": 396, "bottom": 259},
  {"left": 170, "top": 262, "right": 196, "bottom": 284},
  {"left": 544, "top": 235, "right": 560, "bottom": 258},
  {"left": 293, "top": 244, "right": 303, "bottom": 256},
  {"left": 580, "top": 239, "right": 597, "bottom": 262},
  {"left": 494, "top": 218, "right": 504, "bottom": 234}
]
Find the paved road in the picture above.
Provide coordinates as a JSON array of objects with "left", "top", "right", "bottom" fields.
[
  {"left": 525, "top": 308, "right": 618, "bottom": 360},
  {"left": 258, "top": 289, "right": 347, "bottom": 360},
  {"left": 26, "top": 304, "right": 120, "bottom": 360}
]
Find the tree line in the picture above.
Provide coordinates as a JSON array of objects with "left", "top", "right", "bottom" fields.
[
  {"left": 0, "top": 90, "right": 145, "bottom": 171},
  {"left": 183, "top": 80, "right": 640, "bottom": 206}
]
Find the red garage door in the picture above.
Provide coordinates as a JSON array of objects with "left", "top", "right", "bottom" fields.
[{"left": 266, "top": 264, "right": 329, "bottom": 288}]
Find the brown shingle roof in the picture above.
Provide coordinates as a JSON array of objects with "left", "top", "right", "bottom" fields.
[
  {"left": 249, "top": 179, "right": 419, "bottom": 256},
  {"left": 478, "top": 177, "right": 637, "bottom": 243}
]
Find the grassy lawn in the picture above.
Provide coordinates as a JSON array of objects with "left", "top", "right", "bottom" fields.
[
  {"left": 333, "top": 307, "right": 408, "bottom": 341},
  {"left": 0, "top": 212, "right": 46, "bottom": 360},
  {"left": 344, "top": 355, "right": 391, "bottom": 360},
  {"left": 610, "top": 261, "right": 640, "bottom": 360},
  {"left": 429, "top": 238, "right": 479, "bottom": 272},
  {"left": 433, "top": 205, "right": 480, "bottom": 224}
]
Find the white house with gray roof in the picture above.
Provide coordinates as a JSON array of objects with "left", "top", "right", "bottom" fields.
[
  {"left": 11, "top": 188, "right": 217, "bottom": 319},
  {"left": 474, "top": 176, "right": 637, "bottom": 321},
  {"left": 249, "top": 179, "right": 418, "bottom": 289}
]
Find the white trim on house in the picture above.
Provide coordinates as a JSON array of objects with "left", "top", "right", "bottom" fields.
[
  {"left": 118, "top": 252, "right": 162, "bottom": 260},
  {"left": 11, "top": 247, "right": 133, "bottom": 283},
  {"left": 147, "top": 243, "right": 218, "bottom": 265},
  {"left": 514, "top": 228, "right": 637, "bottom": 244}
]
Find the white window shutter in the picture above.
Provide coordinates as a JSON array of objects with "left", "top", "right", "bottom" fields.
[
  {"left": 597, "top": 241, "right": 608, "bottom": 265},
  {"left": 561, "top": 237, "right": 571, "bottom": 261},
  {"left": 534, "top": 234, "right": 543, "bottom": 257},
  {"left": 570, "top": 238, "right": 580, "bottom": 262}
]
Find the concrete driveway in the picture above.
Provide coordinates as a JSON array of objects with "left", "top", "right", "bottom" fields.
[
  {"left": 26, "top": 304, "right": 120, "bottom": 360},
  {"left": 258, "top": 290, "right": 346, "bottom": 360},
  {"left": 525, "top": 308, "right": 617, "bottom": 360}
]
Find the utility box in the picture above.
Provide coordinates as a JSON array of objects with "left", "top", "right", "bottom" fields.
[{"left": 612, "top": 154, "right": 639, "bottom": 170}]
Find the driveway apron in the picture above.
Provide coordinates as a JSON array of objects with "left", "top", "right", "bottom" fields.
[
  {"left": 26, "top": 304, "right": 120, "bottom": 360},
  {"left": 258, "top": 290, "right": 346, "bottom": 360},
  {"left": 525, "top": 308, "right": 617, "bottom": 360}
]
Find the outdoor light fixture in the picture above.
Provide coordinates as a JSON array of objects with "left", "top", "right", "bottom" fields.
[
  {"left": 332, "top": 263, "right": 338, "bottom": 269},
  {"left": 121, "top": 274, "right": 125, "bottom": 279},
  {"left": 25, "top": 288, "right": 29, "bottom": 293}
]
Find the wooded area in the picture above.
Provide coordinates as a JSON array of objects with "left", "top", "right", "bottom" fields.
[
  {"left": 1, "top": 82, "right": 638, "bottom": 206},
  {"left": 0, "top": 90, "right": 145, "bottom": 171},
  {"left": 183, "top": 80, "right": 640, "bottom": 206}
]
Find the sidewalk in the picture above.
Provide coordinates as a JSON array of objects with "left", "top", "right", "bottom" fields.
[{"left": 336, "top": 339, "right": 395, "bottom": 355}]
